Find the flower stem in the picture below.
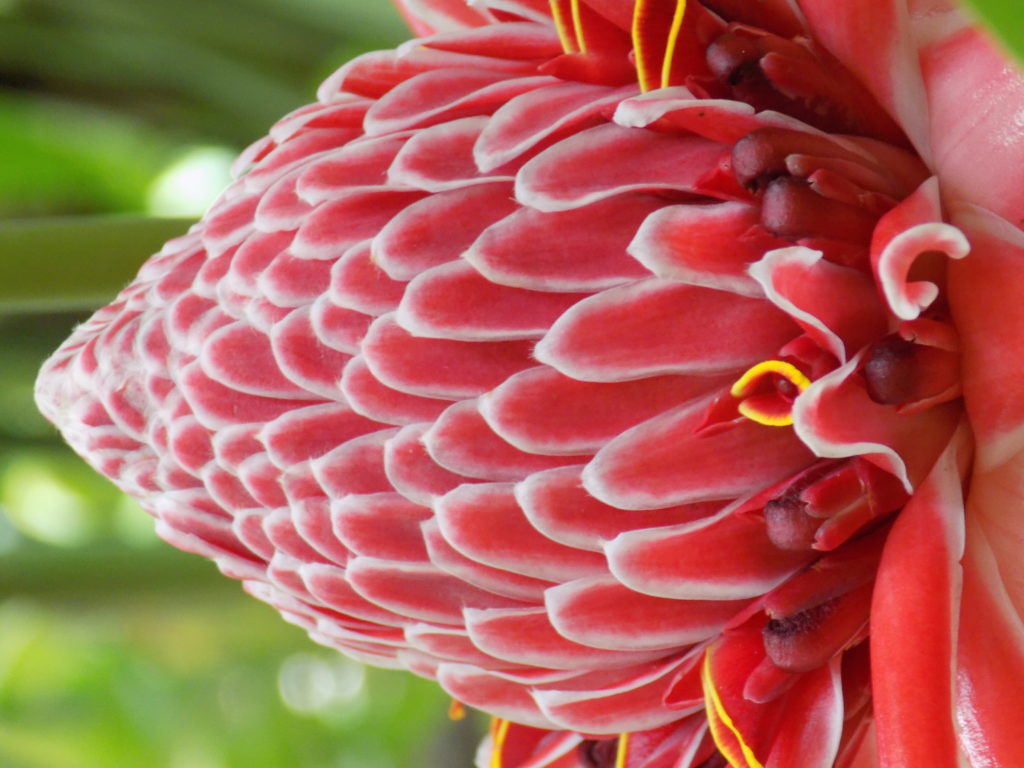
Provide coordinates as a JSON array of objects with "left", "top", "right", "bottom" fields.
[{"left": 0, "top": 215, "right": 194, "bottom": 314}]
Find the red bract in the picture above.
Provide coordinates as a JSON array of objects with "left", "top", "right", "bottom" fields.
[{"left": 35, "top": 1, "right": 1024, "bottom": 766}]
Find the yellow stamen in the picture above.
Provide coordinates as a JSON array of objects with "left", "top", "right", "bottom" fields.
[
  {"left": 614, "top": 732, "right": 630, "bottom": 768},
  {"left": 701, "top": 649, "right": 766, "bottom": 768},
  {"left": 570, "top": 0, "right": 588, "bottom": 52},
  {"left": 489, "top": 718, "right": 511, "bottom": 768},
  {"left": 730, "top": 360, "right": 810, "bottom": 398},
  {"left": 631, "top": 0, "right": 655, "bottom": 92},
  {"left": 448, "top": 699, "right": 466, "bottom": 721},
  {"left": 728, "top": 360, "right": 810, "bottom": 427},
  {"left": 550, "top": 0, "right": 579, "bottom": 54},
  {"left": 659, "top": 0, "right": 687, "bottom": 88}
]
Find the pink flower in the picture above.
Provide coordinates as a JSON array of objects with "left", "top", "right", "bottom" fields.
[{"left": 35, "top": 1, "right": 1024, "bottom": 766}]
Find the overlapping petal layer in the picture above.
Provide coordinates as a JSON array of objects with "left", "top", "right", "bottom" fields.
[{"left": 35, "top": 1, "right": 1024, "bottom": 767}]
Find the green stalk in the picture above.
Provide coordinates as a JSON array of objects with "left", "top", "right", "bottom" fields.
[{"left": 0, "top": 216, "right": 194, "bottom": 314}]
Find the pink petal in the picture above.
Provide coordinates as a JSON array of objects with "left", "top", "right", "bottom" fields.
[
  {"left": 605, "top": 507, "right": 814, "bottom": 601},
  {"left": 517, "top": 465, "right": 722, "bottom": 552},
  {"left": 422, "top": 517, "right": 555, "bottom": 602},
  {"left": 585, "top": 398, "right": 815, "bottom": 510},
  {"left": 436, "top": 663, "right": 560, "bottom": 729},
  {"left": 423, "top": 399, "right": 584, "bottom": 480},
  {"left": 372, "top": 181, "right": 519, "bottom": 281},
  {"left": 178, "top": 361, "right": 315, "bottom": 430},
  {"left": 291, "top": 189, "right": 427, "bottom": 260},
  {"left": 300, "top": 563, "right": 416, "bottom": 628},
  {"left": 388, "top": 116, "right": 515, "bottom": 191},
  {"left": 295, "top": 134, "right": 407, "bottom": 206},
  {"left": 364, "top": 69, "right": 557, "bottom": 135},
  {"left": 260, "top": 402, "right": 381, "bottom": 467},
  {"left": 948, "top": 205, "right": 1024, "bottom": 471},
  {"left": 464, "top": 194, "right": 657, "bottom": 292},
  {"left": 750, "top": 246, "right": 888, "bottom": 362},
  {"left": 383, "top": 423, "right": 477, "bottom": 505},
  {"left": 871, "top": 431, "right": 965, "bottom": 768},
  {"left": 345, "top": 556, "right": 530, "bottom": 626},
  {"left": 397, "top": 260, "right": 587, "bottom": 341},
  {"left": 481, "top": 365, "right": 729, "bottom": 455},
  {"left": 361, "top": 313, "right": 535, "bottom": 398},
  {"left": 269, "top": 306, "right": 352, "bottom": 398},
  {"left": 546, "top": 575, "right": 748, "bottom": 651},
  {"left": 392, "top": 0, "right": 495, "bottom": 36},
  {"left": 464, "top": 606, "right": 667, "bottom": 669},
  {"left": 328, "top": 240, "right": 406, "bottom": 316},
  {"left": 870, "top": 177, "right": 969, "bottom": 321},
  {"left": 921, "top": 23, "right": 1024, "bottom": 224},
  {"left": 331, "top": 492, "right": 432, "bottom": 562},
  {"left": 532, "top": 656, "right": 694, "bottom": 733},
  {"left": 629, "top": 201, "right": 785, "bottom": 296},
  {"left": 339, "top": 355, "right": 451, "bottom": 425},
  {"left": 793, "top": 354, "right": 962, "bottom": 492},
  {"left": 475, "top": 80, "right": 635, "bottom": 171},
  {"left": 796, "top": 0, "right": 931, "bottom": 156},
  {"left": 310, "top": 428, "right": 398, "bottom": 498},
  {"left": 535, "top": 278, "right": 799, "bottom": 382},
  {"left": 516, "top": 123, "right": 728, "bottom": 212},
  {"left": 956, "top": 514, "right": 1024, "bottom": 766},
  {"left": 308, "top": 296, "right": 374, "bottom": 354},
  {"left": 433, "top": 481, "right": 609, "bottom": 581}
]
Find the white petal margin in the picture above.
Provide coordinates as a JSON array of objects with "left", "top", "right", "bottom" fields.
[
  {"left": 792, "top": 351, "right": 913, "bottom": 492},
  {"left": 531, "top": 654, "right": 701, "bottom": 733},
  {"left": 749, "top": 246, "right": 847, "bottom": 362}
]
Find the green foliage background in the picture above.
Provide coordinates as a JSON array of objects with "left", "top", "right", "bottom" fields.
[{"left": 0, "top": 2, "right": 480, "bottom": 766}]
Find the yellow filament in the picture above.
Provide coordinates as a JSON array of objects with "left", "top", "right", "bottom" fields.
[
  {"left": 570, "top": 0, "right": 588, "bottom": 52},
  {"left": 489, "top": 718, "right": 511, "bottom": 768},
  {"left": 735, "top": 400, "right": 794, "bottom": 427},
  {"left": 631, "top": 0, "right": 655, "bottom": 92},
  {"left": 615, "top": 733, "right": 630, "bottom": 768},
  {"left": 660, "top": 0, "right": 687, "bottom": 88},
  {"left": 701, "top": 650, "right": 766, "bottom": 768},
  {"left": 550, "top": 0, "right": 578, "bottom": 54},
  {"left": 448, "top": 699, "right": 466, "bottom": 721},
  {"left": 730, "top": 360, "right": 811, "bottom": 398}
]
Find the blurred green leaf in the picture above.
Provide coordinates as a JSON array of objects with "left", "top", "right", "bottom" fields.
[
  {"left": 0, "top": 216, "right": 193, "bottom": 313},
  {"left": 962, "top": 0, "right": 1024, "bottom": 64}
]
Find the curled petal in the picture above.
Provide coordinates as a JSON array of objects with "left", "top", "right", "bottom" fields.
[{"left": 871, "top": 177, "right": 969, "bottom": 321}]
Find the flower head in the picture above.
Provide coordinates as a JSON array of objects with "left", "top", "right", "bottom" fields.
[{"left": 36, "top": 1, "right": 1024, "bottom": 766}]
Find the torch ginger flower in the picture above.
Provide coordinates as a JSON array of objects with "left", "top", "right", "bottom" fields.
[{"left": 34, "top": 0, "right": 1024, "bottom": 765}]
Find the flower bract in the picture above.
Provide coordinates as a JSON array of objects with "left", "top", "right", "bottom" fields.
[{"left": 35, "top": 1, "right": 1024, "bottom": 766}]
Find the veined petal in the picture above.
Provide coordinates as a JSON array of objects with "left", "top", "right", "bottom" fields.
[
  {"left": 397, "top": 260, "right": 587, "bottom": 341},
  {"left": 464, "top": 606, "right": 668, "bottom": 669},
  {"left": 605, "top": 506, "right": 814, "bottom": 600},
  {"left": 516, "top": 465, "right": 722, "bottom": 552},
  {"left": 871, "top": 428, "right": 966, "bottom": 768},
  {"left": 629, "top": 201, "right": 785, "bottom": 297},
  {"left": 372, "top": 181, "right": 519, "bottom": 281},
  {"left": 546, "top": 575, "right": 748, "bottom": 651},
  {"left": 750, "top": 247, "right": 888, "bottom": 363},
  {"left": 434, "top": 482, "right": 609, "bottom": 582},
  {"left": 481, "top": 365, "right": 729, "bottom": 455},
  {"left": 464, "top": 194, "right": 658, "bottom": 292},
  {"left": 516, "top": 123, "right": 728, "bottom": 212},
  {"left": 535, "top": 278, "right": 799, "bottom": 382},
  {"left": 585, "top": 397, "right": 814, "bottom": 510}
]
